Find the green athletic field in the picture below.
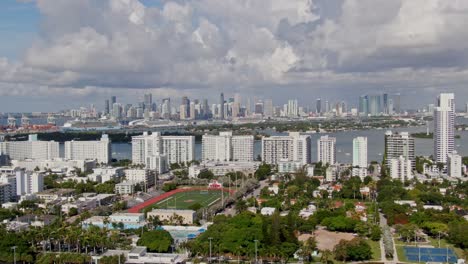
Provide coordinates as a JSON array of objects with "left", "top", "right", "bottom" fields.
[{"left": 151, "top": 190, "right": 228, "bottom": 210}]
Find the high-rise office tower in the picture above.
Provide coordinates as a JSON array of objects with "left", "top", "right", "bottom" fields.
[
  {"left": 385, "top": 131, "right": 415, "bottom": 169},
  {"left": 262, "top": 132, "right": 311, "bottom": 165},
  {"left": 352, "top": 137, "right": 368, "bottom": 179},
  {"left": 359, "top": 95, "right": 368, "bottom": 116},
  {"left": 368, "top": 95, "right": 381, "bottom": 116},
  {"left": 112, "top": 103, "right": 122, "bottom": 119},
  {"left": 394, "top": 93, "right": 401, "bottom": 113},
  {"left": 104, "top": 99, "right": 110, "bottom": 115},
  {"left": 388, "top": 99, "right": 394, "bottom": 115},
  {"left": 264, "top": 99, "right": 274, "bottom": 118},
  {"left": 287, "top": 99, "right": 298, "bottom": 117},
  {"left": 232, "top": 102, "right": 240, "bottom": 119},
  {"left": 383, "top": 93, "right": 389, "bottom": 115},
  {"left": 111, "top": 96, "right": 117, "bottom": 105},
  {"left": 144, "top": 93, "right": 153, "bottom": 111},
  {"left": 234, "top": 93, "right": 241, "bottom": 105},
  {"left": 202, "top": 99, "right": 209, "bottom": 118},
  {"left": 317, "top": 135, "right": 336, "bottom": 165},
  {"left": 255, "top": 101, "right": 264, "bottom": 115},
  {"left": 181, "top": 96, "right": 190, "bottom": 118},
  {"left": 316, "top": 98, "right": 322, "bottom": 115},
  {"left": 161, "top": 98, "right": 171, "bottom": 119},
  {"left": 246, "top": 98, "right": 251, "bottom": 116},
  {"left": 434, "top": 93, "right": 455, "bottom": 163},
  {"left": 325, "top": 101, "right": 330, "bottom": 113},
  {"left": 219, "top": 93, "right": 225, "bottom": 120},
  {"left": 189, "top": 102, "right": 196, "bottom": 120},
  {"left": 465, "top": 102, "right": 468, "bottom": 113}
]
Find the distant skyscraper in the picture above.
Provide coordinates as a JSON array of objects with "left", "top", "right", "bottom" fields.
[
  {"left": 352, "top": 137, "right": 368, "bottom": 179},
  {"left": 219, "top": 93, "right": 225, "bottom": 120},
  {"left": 368, "top": 95, "right": 381, "bottom": 116},
  {"left": 161, "top": 98, "right": 171, "bottom": 119},
  {"left": 383, "top": 93, "right": 389, "bottom": 115},
  {"left": 144, "top": 93, "right": 153, "bottom": 111},
  {"left": 181, "top": 96, "right": 190, "bottom": 118},
  {"left": 111, "top": 96, "right": 117, "bottom": 105},
  {"left": 325, "top": 101, "right": 330, "bottom": 113},
  {"left": 316, "top": 98, "right": 322, "bottom": 115},
  {"left": 359, "top": 95, "right": 368, "bottom": 116},
  {"left": 394, "top": 93, "right": 401, "bottom": 113},
  {"left": 317, "top": 135, "right": 336, "bottom": 165},
  {"left": 255, "top": 101, "right": 264, "bottom": 115},
  {"left": 287, "top": 99, "right": 298, "bottom": 117},
  {"left": 434, "top": 93, "right": 455, "bottom": 163},
  {"left": 202, "top": 99, "right": 209, "bottom": 118},
  {"left": 104, "top": 99, "right": 110, "bottom": 115},
  {"left": 264, "top": 99, "right": 274, "bottom": 118}
]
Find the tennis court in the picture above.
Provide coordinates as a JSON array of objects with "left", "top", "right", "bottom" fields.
[
  {"left": 404, "top": 247, "right": 458, "bottom": 263},
  {"left": 151, "top": 190, "right": 227, "bottom": 210}
]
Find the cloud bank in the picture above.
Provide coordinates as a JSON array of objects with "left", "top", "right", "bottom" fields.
[{"left": 1, "top": 0, "right": 468, "bottom": 109}]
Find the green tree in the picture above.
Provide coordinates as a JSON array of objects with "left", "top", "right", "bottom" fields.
[
  {"left": 198, "top": 170, "right": 215, "bottom": 179},
  {"left": 162, "top": 183, "right": 177, "bottom": 192},
  {"left": 447, "top": 222, "right": 468, "bottom": 249},
  {"left": 333, "top": 238, "right": 372, "bottom": 262},
  {"left": 137, "top": 230, "right": 173, "bottom": 252},
  {"left": 255, "top": 163, "right": 272, "bottom": 180}
]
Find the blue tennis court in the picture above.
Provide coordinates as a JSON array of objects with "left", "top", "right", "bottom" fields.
[{"left": 404, "top": 247, "right": 458, "bottom": 263}]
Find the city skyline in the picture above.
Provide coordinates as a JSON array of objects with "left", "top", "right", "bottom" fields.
[{"left": 1, "top": 1, "right": 468, "bottom": 111}]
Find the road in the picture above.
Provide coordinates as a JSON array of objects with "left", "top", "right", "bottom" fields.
[
  {"left": 379, "top": 212, "right": 399, "bottom": 264},
  {"left": 221, "top": 179, "right": 269, "bottom": 216}
]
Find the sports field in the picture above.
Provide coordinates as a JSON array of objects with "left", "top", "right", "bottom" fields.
[{"left": 151, "top": 190, "right": 226, "bottom": 210}]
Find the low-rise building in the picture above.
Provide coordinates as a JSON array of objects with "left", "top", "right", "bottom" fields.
[
  {"left": 36, "top": 189, "right": 75, "bottom": 203},
  {"left": 101, "top": 247, "right": 189, "bottom": 264},
  {"left": 188, "top": 161, "right": 260, "bottom": 178},
  {"left": 260, "top": 207, "right": 276, "bottom": 216},
  {"left": 124, "top": 169, "right": 156, "bottom": 188},
  {"left": 147, "top": 209, "right": 196, "bottom": 225},
  {"left": 395, "top": 200, "right": 417, "bottom": 207},
  {"left": 277, "top": 160, "right": 304, "bottom": 174},
  {"left": 88, "top": 167, "right": 125, "bottom": 183},
  {"left": 11, "top": 159, "right": 96, "bottom": 173},
  {"left": 82, "top": 213, "right": 146, "bottom": 230},
  {"left": 115, "top": 181, "right": 139, "bottom": 195}
]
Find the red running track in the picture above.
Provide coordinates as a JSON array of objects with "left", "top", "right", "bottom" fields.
[{"left": 127, "top": 187, "right": 235, "bottom": 213}]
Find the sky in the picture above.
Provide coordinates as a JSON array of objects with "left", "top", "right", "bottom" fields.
[{"left": 0, "top": 0, "right": 468, "bottom": 112}]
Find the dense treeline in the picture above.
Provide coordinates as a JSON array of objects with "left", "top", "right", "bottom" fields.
[{"left": 187, "top": 212, "right": 299, "bottom": 261}]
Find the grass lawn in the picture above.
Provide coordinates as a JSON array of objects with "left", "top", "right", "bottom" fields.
[
  {"left": 368, "top": 239, "right": 382, "bottom": 261},
  {"left": 150, "top": 190, "right": 227, "bottom": 210}
]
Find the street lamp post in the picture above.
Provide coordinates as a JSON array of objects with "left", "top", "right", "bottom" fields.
[
  {"left": 11, "top": 246, "right": 17, "bottom": 264},
  {"left": 209, "top": 237, "right": 213, "bottom": 264}
]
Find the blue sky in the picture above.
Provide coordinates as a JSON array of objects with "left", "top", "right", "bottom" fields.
[{"left": 0, "top": 0, "right": 39, "bottom": 60}]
